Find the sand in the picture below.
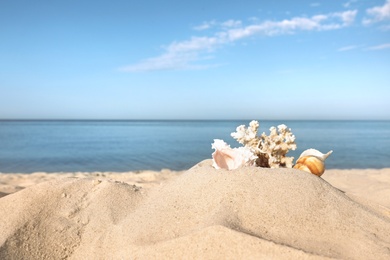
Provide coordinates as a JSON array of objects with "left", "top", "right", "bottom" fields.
[{"left": 0, "top": 160, "right": 390, "bottom": 259}]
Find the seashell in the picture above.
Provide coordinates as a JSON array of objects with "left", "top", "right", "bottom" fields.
[
  {"left": 293, "top": 149, "right": 333, "bottom": 176},
  {"left": 211, "top": 139, "right": 257, "bottom": 170}
]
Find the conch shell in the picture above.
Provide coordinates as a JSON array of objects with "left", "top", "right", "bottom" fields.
[{"left": 293, "top": 149, "right": 333, "bottom": 176}]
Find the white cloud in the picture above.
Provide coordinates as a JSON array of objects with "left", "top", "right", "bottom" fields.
[
  {"left": 226, "top": 10, "right": 357, "bottom": 40},
  {"left": 221, "top": 19, "right": 242, "bottom": 28},
  {"left": 367, "top": 43, "right": 390, "bottom": 50},
  {"left": 120, "top": 52, "right": 222, "bottom": 72},
  {"left": 120, "top": 37, "right": 224, "bottom": 72},
  {"left": 343, "top": 0, "right": 357, "bottom": 8},
  {"left": 193, "top": 20, "right": 242, "bottom": 31},
  {"left": 336, "top": 42, "right": 390, "bottom": 53},
  {"left": 338, "top": 45, "right": 358, "bottom": 51},
  {"left": 121, "top": 10, "right": 358, "bottom": 72},
  {"left": 166, "top": 36, "right": 221, "bottom": 53},
  {"left": 363, "top": 0, "right": 390, "bottom": 25},
  {"left": 120, "top": 52, "right": 197, "bottom": 72},
  {"left": 310, "top": 3, "right": 321, "bottom": 7},
  {"left": 337, "top": 10, "right": 358, "bottom": 25},
  {"left": 226, "top": 24, "right": 263, "bottom": 40},
  {"left": 193, "top": 20, "right": 216, "bottom": 31}
]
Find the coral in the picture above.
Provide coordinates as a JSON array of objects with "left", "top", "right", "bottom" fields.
[
  {"left": 257, "top": 124, "right": 297, "bottom": 168},
  {"left": 230, "top": 120, "right": 260, "bottom": 148},
  {"left": 212, "top": 120, "right": 332, "bottom": 174},
  {"left": 229, "top": 120, "right": 297, "bottom": 168}
]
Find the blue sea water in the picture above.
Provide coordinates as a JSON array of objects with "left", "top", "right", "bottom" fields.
[{"left": 0, "top": 120, "right": 389, "bottom": 173}]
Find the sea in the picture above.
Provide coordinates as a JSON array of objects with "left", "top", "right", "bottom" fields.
[{"left": 0, "top": 120, "right": 389, "bottom": 173}]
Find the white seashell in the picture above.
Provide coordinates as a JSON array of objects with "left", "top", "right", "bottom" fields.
[
  {"left": 293, "top": 149, "right": 333, "bottom": 177},
  {"left": 211, "top": 139, "right": 257, "bottom": 170},
  {"left": 298, "top": 148, "right": 333, "bottom": 161}
]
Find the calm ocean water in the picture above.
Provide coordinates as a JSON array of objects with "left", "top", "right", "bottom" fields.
[{"left": 0, "top": 120, "right": 389, "bottom": 173}]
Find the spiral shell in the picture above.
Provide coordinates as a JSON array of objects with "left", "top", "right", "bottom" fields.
[{"left": 293, "top": 149, "right": 333, "bottom": 177}]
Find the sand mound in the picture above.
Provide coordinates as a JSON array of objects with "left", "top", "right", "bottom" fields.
[{"left": 1, "top": 160, "right": 390, "bottom": 259}]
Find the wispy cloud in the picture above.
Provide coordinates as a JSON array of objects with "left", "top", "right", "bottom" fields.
[
  {"left": 221, "top": 19, "right": 242, "bottom": 28},
  {"left": 338, "top": 45, "right": 358, "bottom": 51},
  {"left": 310, "top": 3, "right": 321, "bottom": 7},
  {"left": 193, "top": 19, "right": 242, "bottom": 31},
  {"left": 121, "top": 10, "right": 358, "bottom": 72},
  {"left": 193, "top": 20, "right": 217, "bottom": 31},
  {"left": 343, "top": 0, "right": 357, "bottom": 8},
  {"left": 225, "top": 11, "right": 357, "bottom": 41},
  {"left": 367, "top": 43, "right": 390, "bottom": 50},
  {"left": 119, "top": 38, "right": 223, "bottom": 72},
  {"left": 363, "top": 0, "right": 390, "bottom": 25}
]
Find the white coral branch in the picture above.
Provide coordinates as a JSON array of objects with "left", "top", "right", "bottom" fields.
[
  {"left": 231, "top": 120, "right": 261, "bottom": 148},
  {"left": 230, "top": 121, "right": 297, "bottom": 168}
]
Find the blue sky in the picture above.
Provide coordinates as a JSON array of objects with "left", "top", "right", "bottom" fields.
[{"left": 0, "top": 0, "right": 389, "bottom": 120}]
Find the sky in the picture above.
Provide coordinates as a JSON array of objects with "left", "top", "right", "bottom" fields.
[{"left": 0, "top": 0, "right": 389, "bottom": 120}]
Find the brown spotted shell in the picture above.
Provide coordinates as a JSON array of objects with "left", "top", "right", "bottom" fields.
[
  {"left": 294, "top": 156, "right": 325, "bottom": 176},
  {"left": 293, "top": 149, "right": 333, "bottom": 177}
]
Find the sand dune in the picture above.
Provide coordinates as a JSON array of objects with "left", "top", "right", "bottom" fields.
[{"left": 1, "top": 160, "right": 390, "bottom": 259}]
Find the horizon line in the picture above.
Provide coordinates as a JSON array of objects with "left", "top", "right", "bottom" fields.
[{"left": 1, "top": 118, "right": 389, "bottom": 122}]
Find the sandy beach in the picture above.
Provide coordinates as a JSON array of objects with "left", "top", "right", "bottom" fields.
[{"left": 1, "top": 160, "right": 390, "bottom": 259}]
